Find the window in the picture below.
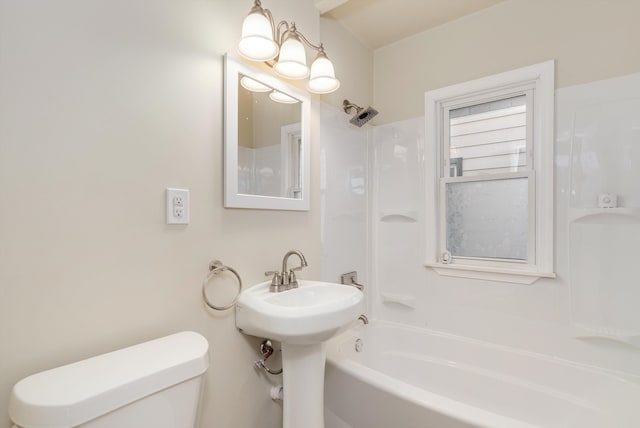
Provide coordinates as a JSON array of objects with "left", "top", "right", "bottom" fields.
[{"left": 424, "top": 61, "right": 556, "bottom": 284}]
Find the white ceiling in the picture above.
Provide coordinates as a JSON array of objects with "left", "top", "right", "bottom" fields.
[{"left": 318, "top": 0, "right": 506, "bottom": 50}]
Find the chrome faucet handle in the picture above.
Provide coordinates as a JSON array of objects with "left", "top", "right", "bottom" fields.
[
  {"left": 288, "top": 261, "right": 306, "bottom": 289},
  {"left": 265, "top": 271, "right": 282, "bottom": 285},
  {"left": 287, "top": 270, "right": 299, "bottom": 289},
  {"left": 266, "top": 271, "right": 288, "bottom": 292}
]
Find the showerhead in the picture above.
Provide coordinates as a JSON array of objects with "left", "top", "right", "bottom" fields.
[{"left": 343, "top": 99, "right": 379, "bottom": 127}]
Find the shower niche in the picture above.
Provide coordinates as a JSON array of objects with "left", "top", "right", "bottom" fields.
[{"left": 568, "top": 93, "right": 640, "bottom": 346}]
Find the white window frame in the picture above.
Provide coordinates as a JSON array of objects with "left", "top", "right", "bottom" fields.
[{"left": 424, "top": 61, "right": 556, "bottom": 284}]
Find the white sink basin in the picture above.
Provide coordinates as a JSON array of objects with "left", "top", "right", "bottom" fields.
[
  {"left": 236, "top": 279, "right": 364, "bottom": 428},
  {"left": 235, "top": 280, "right": 363, "bottom": 345}
]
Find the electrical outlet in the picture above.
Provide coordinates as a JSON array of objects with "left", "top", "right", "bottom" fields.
[{"left": 166, "top": 188, "right": 189, "bottom": 224}]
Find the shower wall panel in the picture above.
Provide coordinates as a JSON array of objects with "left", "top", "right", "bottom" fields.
[
  {"left": 319, "top": 103, "right": 369, "bottom": 305},
  {"left": 366, "top": 72, "right": 640, "bottom": 376}
]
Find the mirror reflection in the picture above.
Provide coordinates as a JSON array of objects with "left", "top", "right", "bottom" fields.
[
  {"left": 237, "top": 74, "right": 303, "bottom": 199},
  {"left": 224, "top": 54, "right": 310, "bottom": 211}
]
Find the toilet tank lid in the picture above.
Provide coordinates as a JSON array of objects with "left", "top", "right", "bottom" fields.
[{"left": 9, "top": 331, "right": 209, "bottom": 428}]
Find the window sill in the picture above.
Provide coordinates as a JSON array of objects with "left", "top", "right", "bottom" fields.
[{"left": 424, "top": 262, "right": 556, "bottom": 285}]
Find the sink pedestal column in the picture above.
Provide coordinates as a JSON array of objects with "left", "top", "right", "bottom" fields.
[{"left": 281, "top": 342, "right": 326, "bottom": 428}]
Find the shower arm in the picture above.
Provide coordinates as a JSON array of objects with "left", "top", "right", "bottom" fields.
[
  {"left": 342, "top": 98, "right": 378, "bottom": 127},
  {"left": 343, "top": 100, "right": 362, "bottom": 114}
]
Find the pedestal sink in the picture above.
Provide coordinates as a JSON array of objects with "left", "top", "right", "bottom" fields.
[{"left": 235, "top": 280, "right": 364, "bottom": 428}]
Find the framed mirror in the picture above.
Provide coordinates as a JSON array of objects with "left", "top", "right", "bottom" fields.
[{"left": 224, "top": 54, "right": 310, "bottom": 210}]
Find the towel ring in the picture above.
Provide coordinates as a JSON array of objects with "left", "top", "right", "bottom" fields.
[{"left": 202, "top": 260, "right": 242, "bottom": 311}]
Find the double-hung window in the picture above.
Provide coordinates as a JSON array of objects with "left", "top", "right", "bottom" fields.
[{"left": 425, "top": 61, "right": 556, "bottom": 284}]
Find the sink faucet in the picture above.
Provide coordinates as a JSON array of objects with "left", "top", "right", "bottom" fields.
[
  {"left": 265, "top": 249, "right": 308, "bottom": 292},
  {"left": 282, "top": 249, "right": 308, "bottom": 287}
]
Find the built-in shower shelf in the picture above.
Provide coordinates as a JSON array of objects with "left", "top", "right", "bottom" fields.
[
  {"left": 574, "top": 325, "right": 640, "bottom": 348},
  {"left": 569, "top": 207, "right": 640, "bottom": 223},
  {"left": 379, "top": 210, "right": 418, "bottom": 223},
  {"left": 380, "top": 292, "right": 417, "bottom": 309}
]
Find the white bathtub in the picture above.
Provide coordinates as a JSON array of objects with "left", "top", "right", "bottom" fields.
[{"left": 324, "top": 321, "right": 640, "bottom": 428}]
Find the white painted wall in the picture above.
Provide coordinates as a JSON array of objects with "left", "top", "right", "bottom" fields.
[{"left": 0, "top": 1, "right": 372, "bottom": 427}]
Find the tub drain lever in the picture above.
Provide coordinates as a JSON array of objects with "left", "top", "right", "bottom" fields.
[{"left": 254, "top": 340, "right": 283, "bottom": 376}]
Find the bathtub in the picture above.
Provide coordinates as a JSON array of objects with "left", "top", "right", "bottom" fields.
[{"left": 324, "top": 321, "right": 640, "bottom": 428}]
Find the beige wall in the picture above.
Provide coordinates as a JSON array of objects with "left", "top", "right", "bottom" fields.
[
  {"left": 251, "top": 92, "right": 301, "bottom": 149},
  {"left": 319, "top": 15, "right": 374, "bottom": 117},
  {"left": 375, "top": 0, "right": 640, "bottom": 124},
  {"left": 0, "top": 1, "right": 371, "bottom": 427}
]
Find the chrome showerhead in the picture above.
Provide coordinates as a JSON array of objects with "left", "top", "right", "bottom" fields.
[{"left": 343, "top": 99, "right": 379, "bottom": 127}]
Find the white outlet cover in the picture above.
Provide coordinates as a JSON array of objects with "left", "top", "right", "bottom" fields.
[{"left": 166, "top": 188, "right": 189, "bottom": 224}]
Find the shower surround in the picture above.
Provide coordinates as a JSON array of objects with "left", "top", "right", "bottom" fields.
[{"left": 321, "top": 72, "right": 640, "bottom": 426}]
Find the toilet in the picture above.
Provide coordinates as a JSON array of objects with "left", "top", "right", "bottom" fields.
[{"left": 9, "top": 331, "right": 209, "bottom": 428}]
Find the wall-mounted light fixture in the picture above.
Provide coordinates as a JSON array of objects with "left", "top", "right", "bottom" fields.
[{"left": 238, "top": 0, "right": 340, "bottom": 94}]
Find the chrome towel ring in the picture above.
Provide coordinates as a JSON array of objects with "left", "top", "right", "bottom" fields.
[{"left": 202, "top": 260, "right": 242, "bottom": 310}]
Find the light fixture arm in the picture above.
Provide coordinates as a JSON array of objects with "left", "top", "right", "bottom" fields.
[
  {"left": 275, "top": 20, "right": 291, "bottom": 45},
  {"left": 240, "top": 0, "right": 340, "bottom": 93},
  {"left": 251, "top": 0, "right": 276, "bottom": 37},
  {"left": 251, "top": 0, "right": 324, "bottom": 53},
  {"left": 291, "top": 26, "right": 324, "bottom": 53}
]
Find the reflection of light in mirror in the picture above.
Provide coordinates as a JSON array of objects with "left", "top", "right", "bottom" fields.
[
  {"left": 240, "top": 76, "right": 271, "bottom": 92},
  {"left": 269, "top": 91, "right": 299, "bottom": 104},
  {"left": 225, "top": 55, "right": 311, "bottom": 210}
]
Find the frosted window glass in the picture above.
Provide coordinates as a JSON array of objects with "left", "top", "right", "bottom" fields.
[{"left": 446, "top": 178, "right": 528, "bottom": 260}]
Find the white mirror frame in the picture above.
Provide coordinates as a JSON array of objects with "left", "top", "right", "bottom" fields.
[{"left": 224, "top": 54, "right": 311, "bottom": 211}]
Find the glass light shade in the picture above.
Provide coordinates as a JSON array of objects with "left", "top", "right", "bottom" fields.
[
  {"left": 269, "top": 90, "right": 299, "bottom": 104},
  {"left": 238, "top": 12, "right": 278, "bottom": 61},
  {"left": 307, "top": 54, "right": 340, "bottom": 94},
  {"left": 273, "top": 35, "right": 309, "bottom": 79},
  {"left": 240, "top": 76, "right": 271, "bottom": 92}
]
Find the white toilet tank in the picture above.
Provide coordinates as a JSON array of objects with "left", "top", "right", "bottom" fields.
[{"left": 9, "top": 331, "right": 209, "bottom": 428}]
